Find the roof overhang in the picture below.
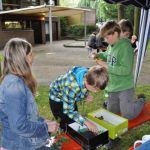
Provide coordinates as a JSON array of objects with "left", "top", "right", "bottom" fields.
[{"left": 0, "top": 5, "right": 92, "bottom": 17}]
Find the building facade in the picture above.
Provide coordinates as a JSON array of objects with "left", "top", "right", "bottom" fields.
[
  {"left": 59, "top": 0, "right": 96, "bottom": 26},
  {"left": 0, "top": 0, "right": 60, "bottom": 48}
]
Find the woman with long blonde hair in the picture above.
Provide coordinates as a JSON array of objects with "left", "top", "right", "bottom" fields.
[{"left": 0, "top": 38, "right": 59, "bottom": 150}]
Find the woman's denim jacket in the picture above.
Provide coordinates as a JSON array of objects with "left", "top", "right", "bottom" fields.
[{"left": 0, "top": 74, "right": 49, "bottom": 150}]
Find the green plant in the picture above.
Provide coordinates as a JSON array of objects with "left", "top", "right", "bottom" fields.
[
  {"left": 51, "top": 132, "right": 69, "bottom": 150},
  {"left": 49, "top": 125, "right": 69, "bottom": 150},
  {"left": 147, "top": 38, "right": 150, "bottom": 52},
  {"left": 60, "top": 17, "right": 68, "bottom": 36},
  {"left": 0, "top": 54, "right": 4, "bottom": 77},
  {"left": 67, "top": 24, "right": 97, "bottom": 37}
]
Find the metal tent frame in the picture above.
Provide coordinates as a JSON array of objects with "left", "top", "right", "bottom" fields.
[{"left": 0, "top": 4, "right": 92, "bottom": 46}]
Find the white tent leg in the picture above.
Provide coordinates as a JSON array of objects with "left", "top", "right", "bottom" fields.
[
  {"left": 0, "top": 0, "right": 2, "bottom": 10},
  {"left": 84, "top": 11, "right": 87, "bottom": 47},
  {"left": 134, "top": 9, "right": 150, "bottom": 85},
  {"left": 48, "top": 6, "right": 52, "bottom": 45}
]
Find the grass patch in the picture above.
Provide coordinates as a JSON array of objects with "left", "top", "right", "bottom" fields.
[
  {"left": 147, "top": 38, "right": 150, "bottom": 52},
  {"left": 36, "top": 85, "right": 150, "bottom": 150},
  {"left": 35, "top": 86, "right": 52, "bottom": 119}
]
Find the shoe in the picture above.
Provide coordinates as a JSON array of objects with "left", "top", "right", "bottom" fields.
[
  {"left": 103, "top": 138, "right": 120, "bottom": 150},
  {"left": 103, "top": 100, "right": 108, "bottom": 109},
  {"left": 139, "top": 98, "right": 146, "bottom": 105},
  {"left": 137, "top": 94, "right": 146, "bottom": 107},
  {"left": 138, "top": 94, "right": 146, "bottom": 99}
]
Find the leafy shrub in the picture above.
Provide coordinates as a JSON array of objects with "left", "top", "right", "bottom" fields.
[
  {"left": 60, "top": 17, "right": 68, "bottom": 36},
  {"left": 67, "top": 24, "right": 97, "bottom": 37},
  {"left": 60, "top": 16, "right": 97, "bottom": 37}
]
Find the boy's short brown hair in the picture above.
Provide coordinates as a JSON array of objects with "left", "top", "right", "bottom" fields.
[
  {"left": 118, "top": 19, "right": 133, "bottom": 37},
  {"left": 100, "top": 21, "right": 121, "bottom": 38},
  {"left": 85, "top": 65, "right": 108, "bottom": 90}
]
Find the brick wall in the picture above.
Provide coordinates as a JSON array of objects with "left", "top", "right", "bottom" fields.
[{"left": 0, "top": 30, "right": 34, "bottom": 49}]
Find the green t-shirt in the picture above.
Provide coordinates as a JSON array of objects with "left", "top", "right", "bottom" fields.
[{"left": 97, "top": 38, "right": 134, "bottom": 92}]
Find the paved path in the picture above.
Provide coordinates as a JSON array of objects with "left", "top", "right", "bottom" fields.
[{"left": 32, "top": 40, "right": 150, "bottom": 86}]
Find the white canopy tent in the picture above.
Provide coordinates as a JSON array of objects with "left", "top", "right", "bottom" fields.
[{"left": 0, "top": 4, "right": 92, "bottom": 46}]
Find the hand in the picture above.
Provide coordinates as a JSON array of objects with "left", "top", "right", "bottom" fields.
[
  {"left": 96, "top": 59, "right": 108, "bottom": 69},
  {"left": 90, "top": 52, "right": 97, "bottom": 59},
  {"left": 84, "top": 120, "right": 99, "bottom": 134},
  {"left": 46, "top": 120, "right": 59, "bottom": 134},
  {"left": 96, "top": 59, "right": 103, "bottom": 65},
  {"left": 86, "top": 94, "right": 93, "bottom": 103}
]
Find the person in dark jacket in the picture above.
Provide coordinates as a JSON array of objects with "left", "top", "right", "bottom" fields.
[
  {"left": 87, "top": 32, "right": 97, "bottom": 56},
  {"left": 96, "top": 32, "right": 108, "bottom": 53}
]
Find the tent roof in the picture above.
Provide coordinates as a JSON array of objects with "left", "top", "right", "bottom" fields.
[
  {"left": 0, "top": 5, "right": 92, "bottom": 17},
  {"left": 104, "top": 0, "right": 150, "bottom": 9}
]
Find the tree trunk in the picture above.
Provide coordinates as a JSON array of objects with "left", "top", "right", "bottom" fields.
[
  {"left": 118, "top": 4, "right": 125, "bottom": 21},
  {"left": 133, "top": 7, "right": 141, "bottom": 37}
]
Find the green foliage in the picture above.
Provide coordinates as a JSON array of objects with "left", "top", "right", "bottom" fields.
[
  {"left": 124, "top": 5, "right": 135, "bottom": 24},
  {"left": 133, "top": 7, "right": 141, "bottom": 36},
  {"left": 35, "top": 86, "right": 53, "bottom": 119},
  {"left": 0, "top": 54, "right": 4, "bottom": 62},
  {"left": 68, "top": 24, "right": 84, "bottom": 37},
  {"left": 37, "top": 85, "right": 150, "bottom": 150},
  {"left": 60, "top": 17, "right": 68, "bottom": 36},
  {"left": 0, "top": 54, "right": 4, "bottom": 77},
  {"left": 101, "top": 2, "right": 118, "bottom": 21},
  {"left": 78, "top": 0, "right": 134, "bottom": 23},
  {"left": 50, "top": 130, "right": 70, "bottom": 150},
  {"left": 67, "top": 24, "right": 97, "bottom": 37},
  {"left": 59, "top": 0, "right": 80, "bottom": 7},
  {"left": 78, "top": 0, "right": 95, "bottom": 8},
  {"left": 147, "top": 38, "right": 150, "bottom": 52}
]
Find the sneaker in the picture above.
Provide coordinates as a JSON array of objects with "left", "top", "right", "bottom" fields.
[
  {"left": 138, "top": 94, "right": 146, "bottom": 99},
  {"left": 103, "top": 100, "right": 108, "bottom": 109},
  {"left": 137, "top": 94, "right": 146, "bottom": 108},
  {"left": 103, "top": 138, "right": 120, "bottom": 150},
  {"left": 139, "top": 97, "right": 146, "bottom": 105}
]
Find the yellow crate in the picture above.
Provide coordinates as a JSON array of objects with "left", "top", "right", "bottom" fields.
[{"left": 88, "top": 108, "right": 128, "bottom": 139}]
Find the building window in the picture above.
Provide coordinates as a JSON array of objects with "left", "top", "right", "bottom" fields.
[{"left": 2, "top": 20, "right": 27, "bottom": 30}]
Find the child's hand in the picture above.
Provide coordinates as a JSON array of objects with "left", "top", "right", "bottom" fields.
[
  {"left": 96, "top": 59, "right": 103, "bottom": 65},
  {"left": 96, "top": 59, "right": 108, "bottom": 69},
  {"left": 86, "top": 94, "right": 93, "bottom": 103},
  {"left": 84, "top": 120, "right": 99, "bottom": 134},
  {"left": 46, "top": 120, "right": 59, "bottom": 134},
  {"left": 90, "top": 52, "right": 97, "bottom": 59}
]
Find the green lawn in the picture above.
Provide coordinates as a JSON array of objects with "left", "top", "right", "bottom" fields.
[
  {"left": 36, "top": 85, "right": 150, "bottom": 150},
  {"left": 147, "top": 38, "right": 150, "bottom": 52}
]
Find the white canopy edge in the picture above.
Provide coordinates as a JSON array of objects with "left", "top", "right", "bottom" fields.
[{"left": 0, "top": 4, "right": 92, "bottom": 17}]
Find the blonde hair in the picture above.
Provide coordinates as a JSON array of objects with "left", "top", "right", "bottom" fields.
[
  {"left": 2, "top": 38, "right": 37, "bottom": 95},
  {"left": 100, "top": 20, "right": 121, "bottom": 38},
  {"left": 85, "top": 65, "right": 108, "bottom": 90}
]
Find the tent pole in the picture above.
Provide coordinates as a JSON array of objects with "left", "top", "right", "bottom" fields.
[
  {"left": 84, "top": 11, "right": 87, "bottom": 47},
  {"left": 48, "top": 6, "right": 53, "bottom": 45},
  {"left": 0, "top": 0, "right": 2, "bottom": 10}
]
